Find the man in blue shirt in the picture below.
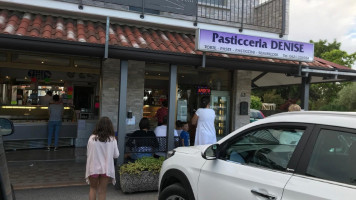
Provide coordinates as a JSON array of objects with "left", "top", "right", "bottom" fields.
[{"left": 180, "top": 122, "right": 190, "bottom": 147}]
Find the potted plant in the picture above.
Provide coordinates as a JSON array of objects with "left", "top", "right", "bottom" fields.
[{"left": 119, "top": 156, "right": 165, "bottom": 193}]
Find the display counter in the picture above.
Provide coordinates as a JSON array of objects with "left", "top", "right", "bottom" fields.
[
  {"left": 0, "top": 105, "right": 77, "bottom": 150},
  {"left": 0, "top": 105, "right": 74, "bottom": 121},
  {"left": 3, "top": 121, "right": 77, "bottom": 150}
]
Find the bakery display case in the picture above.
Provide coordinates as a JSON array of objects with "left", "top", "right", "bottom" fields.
[{"left": 210, "top": 91, "right": 230, "bottom": 138}]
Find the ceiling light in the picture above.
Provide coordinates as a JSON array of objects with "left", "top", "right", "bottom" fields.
[
  {"left": 41, "top": 61, "right": 44, "bottom": 64},
  {"left": 158, "top": 73, "right": 160, "bottom": 76},
  {"left": 74, "top": 64, "right": 78, "bottom": 67}
]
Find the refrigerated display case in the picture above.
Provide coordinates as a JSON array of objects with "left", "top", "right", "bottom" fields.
[{"left": 210, "top": 91, "right": 230, "bottom": 139}]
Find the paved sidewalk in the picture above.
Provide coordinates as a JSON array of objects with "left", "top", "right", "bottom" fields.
[
  {"left": 15, "top": 185, "right": 158, "bottom": 200},
  {"left": 6, "top": 148, "right": 159, "bottom": 200}
]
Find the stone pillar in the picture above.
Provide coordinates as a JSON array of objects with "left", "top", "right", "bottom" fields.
[
  {"left": 101, "top": 58, "right": 120, "bottom": 131},
  {"left": 126, "top": 60, "right": 145, "bottom": 133},
  {"left": 232, "top": 70, "right": 252, "bottom": 130}
]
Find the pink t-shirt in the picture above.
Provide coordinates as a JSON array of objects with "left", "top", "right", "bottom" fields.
[{"left": 85, "top": 135, "right": 119, "bottom": 185}]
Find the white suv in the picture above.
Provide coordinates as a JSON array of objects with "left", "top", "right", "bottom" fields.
[{"left": 158, "top": 111, "right": 356, "bottom": 200}]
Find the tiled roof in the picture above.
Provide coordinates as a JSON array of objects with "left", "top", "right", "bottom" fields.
[{"left": 0, "top": 9, "right": 353, "bottom": 71}]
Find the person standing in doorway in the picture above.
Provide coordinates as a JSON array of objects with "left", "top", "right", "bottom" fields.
[
  {"left": 86, "top": 117, "right": 119, "bottom": 200},
  {"left": 155, "top": 100, "right": 168, "bottom": 126},
  {"left": 192, "top": 96, "right": 216, "bottom": 145},
  {"left": 47, "top": 95, "right": 64, "bottom": 151}
]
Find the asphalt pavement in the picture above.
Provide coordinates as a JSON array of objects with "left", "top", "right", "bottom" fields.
[{"left": 14, "top": 185, "right": 158, "bottom": 200}]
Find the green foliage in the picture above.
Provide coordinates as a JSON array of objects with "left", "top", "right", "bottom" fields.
[
  {"left": 334, "top": 83, "right": 356, "bottom": 111},
  {"left": 310, "top": 39, "right": 341, "bottom": 57},
  {"left": 119, "top": 156, "right": 165, "bottom": 175},
  {"left": 250, "top": 95, "right": 262, "bottom": 110},
  {"left": 262, "top": 90, "right": 284, "bottom": 107},
  {"left": 322, "top": 50, "right": 356, "bottom": 68}
]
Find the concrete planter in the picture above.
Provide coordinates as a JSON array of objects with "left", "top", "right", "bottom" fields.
[{"left": 119, "top": 171, "right": 159, "bottom": 193}]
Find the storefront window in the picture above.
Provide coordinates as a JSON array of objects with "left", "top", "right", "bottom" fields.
[
  {"left": 0, "top": 51, "right": 100, "bottom": 121},
  {"left": 143, "top": 63, "right": 169, "bottom": 128},
  {"left": 177, "top": 66, "right": 232, "bottom": 140}
]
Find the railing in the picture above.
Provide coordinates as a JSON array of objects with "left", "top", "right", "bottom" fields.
[
  {"left": 70, "top": 0, "right": 287, "bottom": 35},
  {"left": 197, "top": 0, "right": 286, "bottom": 35}
]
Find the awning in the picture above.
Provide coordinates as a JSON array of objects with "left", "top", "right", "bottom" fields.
[{"left": 0, "top": 8, "right": 355, "bottom": 87}]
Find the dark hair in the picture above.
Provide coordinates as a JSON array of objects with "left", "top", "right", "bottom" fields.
[
  {"left": 139, "top": 117, "right": 150, "bottom": 130},
  {"left": 200, "top": 96, "right": 210, "bottom": 108},
  {"left": 162, "top": 100, "right": 168, "bottom": 107},
  {"left": 181, "top": 121, "right": 188, "bottom": 126},
  {"left": 46, "top": 91, "right": 52, "bottom": 96},
  {"left": 176, "top": 120, "right": 182, "bottom": 128},
  {"left": 92, "top": 116, "right": 115, "bottom": 142},
  {"left": 53, "top": 95, "right": 60, "bottom": 102},
  {"left": 162, "top": 115, "right": 168, "bottom": 125}
]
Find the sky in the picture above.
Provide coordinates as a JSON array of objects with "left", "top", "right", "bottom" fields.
[{"left": 288, "top": 0, "right": 356, "bottom": 68}]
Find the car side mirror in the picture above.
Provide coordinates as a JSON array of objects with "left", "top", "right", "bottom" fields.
[
  {"left": 0, "top": 118, "right": 14, "bottom": 136},
  {"left": 202, "top": 144, "right": 219, "bottom": 160}
]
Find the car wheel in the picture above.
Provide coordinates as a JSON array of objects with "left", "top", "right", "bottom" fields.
[{"left": 159, "top": 183, "right": 189, "bottom": 200}]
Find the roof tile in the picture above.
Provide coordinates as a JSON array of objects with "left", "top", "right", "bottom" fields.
[{"left": 0, "top": 9, "right": 353, "bottom": 72}]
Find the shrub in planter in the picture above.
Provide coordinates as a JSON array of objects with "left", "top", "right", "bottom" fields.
[{"left": 119, "top": 156, "right": 165, "bottom": 193}]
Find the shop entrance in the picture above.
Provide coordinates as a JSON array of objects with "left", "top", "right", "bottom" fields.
[
  {"left": 143, "top": 64, "right": 233, "bottom": 145},
  {"left": 0, "top": 50, "right": 101, "bottom": 188},
  {"left": 0, "top": 50, "right": 100, "bottom": 150}
]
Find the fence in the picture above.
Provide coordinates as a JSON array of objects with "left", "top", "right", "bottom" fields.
[{"left": 197, "top": 0, "right": 286, "bottom": 34}]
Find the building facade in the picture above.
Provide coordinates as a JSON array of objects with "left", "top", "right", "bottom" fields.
[{"left": 0, "top": 0, "right": 355, "bottom": 165}]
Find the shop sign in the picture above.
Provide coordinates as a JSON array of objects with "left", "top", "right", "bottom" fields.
[
  {"left": 197, "top": 86, "right": 211, "bottom": 95},
  {"left": 28, "top": 70, "right": 52, "bottom": 79},
  {"left": 195, "top": 29, "right": 314, "bottom": 62},
  {"left": 96, "top": 0, "right": 197, "bottom": 16}
]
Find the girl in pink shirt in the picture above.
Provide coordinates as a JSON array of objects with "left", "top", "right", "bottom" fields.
[{"left": 86, "top": 117, "right": 119, "bottom": 200}]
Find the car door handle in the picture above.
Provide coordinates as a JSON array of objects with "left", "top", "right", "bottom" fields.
[{"left": 251, "top": 189, "right": 276, "bottom": 200}]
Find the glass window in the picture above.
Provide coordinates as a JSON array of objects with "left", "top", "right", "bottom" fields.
[
  {"left": 223, "top": 127, "right": 305, "bottom": 171},
  {"left": 306, "top": 129, "right": 356, "bottom": 185}
]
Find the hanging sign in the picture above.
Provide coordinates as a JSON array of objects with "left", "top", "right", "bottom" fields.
[
  {"left": 197, "top": 86, "right": 211, "bottom": 95},
  {"left": 196, "top": 29, "right": 314, "bottom": 62}
]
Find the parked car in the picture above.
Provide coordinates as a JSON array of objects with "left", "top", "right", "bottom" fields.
[
  {"left": 250, "top": 109, "right": 265, "bottom": 122},
  {"left": 0, "top": 118, "right": 15, "bottom": 200},
  {"left": 159, "top": 111, "right": 356, "bottom": 200}
]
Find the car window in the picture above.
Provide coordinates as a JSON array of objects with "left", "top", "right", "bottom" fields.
[
  {"left": 306, "top": 129, "right": 356, "bottom": 185},
  {"left": 223, "top": 127, "right": 305, "bottom": 171}
]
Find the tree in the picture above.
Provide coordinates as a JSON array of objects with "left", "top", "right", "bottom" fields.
[
  {"left": 262, "top": 90, "right": 284, "bottom": 108},
  {"left": 308, "top": 39, "right": 356, "bottom": 110},
  {"left": 250, "top": 95, "right": 262, "bottom": 110},
  {"left": 334, "top": 83, "right": 356, "bottom": 111},
  {"left": 322, "top": 49, "right": 356, "bottom": 68},
  {"left": 310, "top": 39, "right": 341, "bottom": 58}
]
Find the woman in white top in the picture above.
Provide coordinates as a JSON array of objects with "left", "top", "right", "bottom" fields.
[
  {"left": 86, "top": 117, "right": 119, "bottom": 200},
  {"left": 192, "top": 96, "right": 217, "bottom": 145}
]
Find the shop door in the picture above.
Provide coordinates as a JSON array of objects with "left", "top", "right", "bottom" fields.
[{"left": 74, "top": 86, "right": 94, "bottom": 111}]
